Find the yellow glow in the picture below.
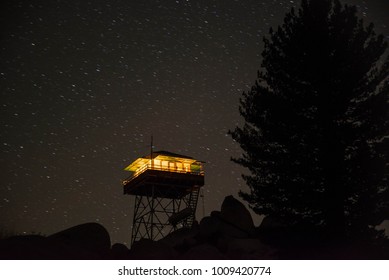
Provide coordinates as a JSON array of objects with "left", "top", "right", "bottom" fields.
[
  {"left": 124, "top": 158, "right": 149, "bottom": 171},
  {"left": 154, "top": 159, "right": 161, "bottom": 167},
  {"left": 124, "top": 154, "right": 204, "bottom": 177}
]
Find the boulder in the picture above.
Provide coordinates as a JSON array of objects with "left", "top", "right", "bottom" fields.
[
  {"left": 0, "top": 235, "right": 52, "bottom": 259},
  {"left": 159, "top": 227, "right": 198, "bottom": 248},
  {"left": 198, "top": 215, "right": 222, "bottom": 239},
  {"left": 111, "top": 243, "right": 130, "bottom": 259},
  {"left": 260, "top": 215, "right": 286, "bottom": 230},
  {"left": 180, "top": 243, "right": 226, "bottom": 259},
  {"left": 129, "top": 238, "right": 178, "bottom": 259},
  {"left": 219, "top": 196, "right": 255, "bottom": 236},
  {"left": 48, "top": 222, "right": 111, "bottom": 259},
  {"left": 220, "top": 237, "right": 277, "bottom": 259},
  {"left": 0, "top": 223, "right": 109, "bottom": 260}
]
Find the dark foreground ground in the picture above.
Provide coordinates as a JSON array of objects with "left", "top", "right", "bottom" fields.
[{"left": 1, "top": 196, "right": 388, "bottom": 260}]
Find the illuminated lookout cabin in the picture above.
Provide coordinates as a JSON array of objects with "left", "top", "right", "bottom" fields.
[{"left": 122, "top": 151, "right": 205, "bottom": 245}]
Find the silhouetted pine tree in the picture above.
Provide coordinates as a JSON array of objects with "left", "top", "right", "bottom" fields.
[{"left": 230, "top": 0, "right": 389, "bottom": 241}]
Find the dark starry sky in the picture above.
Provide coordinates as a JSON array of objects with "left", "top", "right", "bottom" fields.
[{"left": 1, "top": 0, "right": 388, "bottom": 245}]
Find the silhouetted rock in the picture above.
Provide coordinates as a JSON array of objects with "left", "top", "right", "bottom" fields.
[
  {"left": 218, "top": 218, "right": 252, "bottom": 238},
  {"left": 125, "top": 195, "right": 274, "bottom": 259},
  {"left": 129, "top": 238, "right": 178, "bottom": 259},
  {"left": 260, "top": 215, "right": 286, "bottom": 230},
  {"left": 2, "top": 195, "right": 385, "bottom": 260},
  {"left": 159, "top": 227, "right": 198, "bottom": 248},
  {"left": 199, "top": 204, "right": 252, "bottom": 240},
  {"left": 48, "top": 222, "right": 111, "bottom": 259},
  {"left": 0, "top": 235, "right": 49, "bottom": 259},
  {"left": 0, "top": 223, "right": 111, "bottom": 259},
  {"left": 220, "top": 195, "right": 255, "bottom": 233},
  {"left": 180, "top": 243, "right": 227, "bottom": 259},
  {"left": 198, "top": 216, "right": 222, "bottom": 239},
  {"left": 111, "top": 243, "right": 130, "bottom": 259},
  {"left": 219, "top": 236, "right": 277, "bottom": 259}
]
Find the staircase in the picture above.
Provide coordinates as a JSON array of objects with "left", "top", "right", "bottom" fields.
[{"left": 183, "top": 186, "right": 201, "bottom": 227}]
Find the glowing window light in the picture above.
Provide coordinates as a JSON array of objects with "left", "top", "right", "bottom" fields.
[{"left": 124, "top": 154, "right": 204, "bottom": 181}]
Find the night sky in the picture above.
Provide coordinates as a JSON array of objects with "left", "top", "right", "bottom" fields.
[{"left": 1, "top": 0, "right": 388, "bottom": 246}]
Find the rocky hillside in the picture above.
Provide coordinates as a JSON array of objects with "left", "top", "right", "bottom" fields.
[{"left": 1, "top": 195, "right": 388, "bottom": 259}]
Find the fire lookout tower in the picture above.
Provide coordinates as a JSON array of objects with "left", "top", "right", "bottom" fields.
[{"left": 122, "top": 150, "right": 204, "bottom": 245}]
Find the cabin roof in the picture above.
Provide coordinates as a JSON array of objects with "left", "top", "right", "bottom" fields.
[
  {"left": 145, "top": 150, "right": 193, "bottom": 159},
  {"left": 124, "top": 150, "right": 200, "bottom": 172}
]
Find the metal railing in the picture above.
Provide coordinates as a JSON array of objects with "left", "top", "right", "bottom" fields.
[{"left": 123, "top": 163, "right": 204, "bottom": 185}]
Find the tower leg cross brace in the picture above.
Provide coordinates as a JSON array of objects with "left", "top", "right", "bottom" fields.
[{"left": 130, "top": 185, "right": 200, "bottom": 245}]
